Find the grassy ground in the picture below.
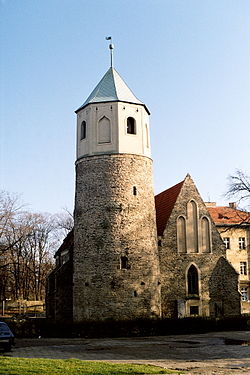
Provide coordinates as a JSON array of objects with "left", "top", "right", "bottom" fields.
[{"left": 0, "top": 357, "right": 179, "bottom": 375}]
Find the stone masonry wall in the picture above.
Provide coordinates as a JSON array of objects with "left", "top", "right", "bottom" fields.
[
  {"left": 159, "top": 176, "right": 240, "bottom": 318},
  {"left": 73, "top": 154, "right": 161, "bottom": 322}
]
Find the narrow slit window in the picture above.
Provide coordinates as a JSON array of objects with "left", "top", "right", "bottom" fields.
[
  {"left": 120, "top": 256, "right": 128, "bottom": 269},
  {"left": 133, "top": 186, "right": 137, "bottom": 195},
  {"left": 81, "top": 121, "right": 86, "bottom": 140}
]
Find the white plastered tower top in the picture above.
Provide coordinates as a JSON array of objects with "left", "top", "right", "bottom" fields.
[{"left": 76, "top": 68, "right": 151, "bottom": 160}]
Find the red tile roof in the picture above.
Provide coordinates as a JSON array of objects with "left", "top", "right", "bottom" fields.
[
  {"left": 155, "top": 180, "right": 184, "bottom": 236},
  {"left": 207, "top": 206, "right": 250, "bottom": 225}
]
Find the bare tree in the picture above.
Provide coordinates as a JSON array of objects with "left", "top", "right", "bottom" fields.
[
  {"left": 226, "top": 169, "right": 250, "bottom": 209},
  {"left": 0, "top": 191, "right": 71, "bottom": 302},
  {"left": 52, "top": 209, "right": 74, "bottom": 243},
  {"left": 0, "top": 191, "right": 25, "bottom": 255}
]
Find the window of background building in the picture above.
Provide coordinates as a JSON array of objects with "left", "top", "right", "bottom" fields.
[
  {"left": 223, "top": 237, "right": 230, "bottom": 249},
  {"left": 240, "top": 262, "right": 247, "bottom": 275},
  {"left": 241, "top": 287, "right": 248, "bottom": 301},
  {"left": 239, "top": 237, "right": 246, "bottom": 250}
]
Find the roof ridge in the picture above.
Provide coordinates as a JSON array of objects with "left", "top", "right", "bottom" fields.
[{"left": 111, "top": 68, "right": 119, "bottom": 100}]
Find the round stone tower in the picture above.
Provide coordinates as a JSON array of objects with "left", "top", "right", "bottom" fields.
[{"left": 73, "top": 66, "right": 161, "bottom": 322}]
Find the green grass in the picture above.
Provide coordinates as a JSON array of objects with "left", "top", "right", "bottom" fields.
[{"left": 0, "top": 357, "right": 179, "bottom": 375}]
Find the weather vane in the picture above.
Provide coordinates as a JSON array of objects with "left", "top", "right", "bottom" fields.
[{"left": 106, "top": 36, "right": 114, "bottom": 68}]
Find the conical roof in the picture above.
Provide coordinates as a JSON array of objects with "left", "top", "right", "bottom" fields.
[{"left": 76, "top": 67, "right": 149, "bottom": 113}]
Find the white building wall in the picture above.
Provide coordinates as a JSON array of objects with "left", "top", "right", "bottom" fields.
[{"left": 76, "top": 102, "right": 151, "bottom": 160}]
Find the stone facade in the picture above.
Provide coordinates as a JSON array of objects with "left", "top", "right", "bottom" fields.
[{"left": 156, "top": 175, "right": 240, "bottom": 318}]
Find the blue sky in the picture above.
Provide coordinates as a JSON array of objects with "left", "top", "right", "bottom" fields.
[{"left": 1, "top": 0, "right": 250, "bottom": 214}]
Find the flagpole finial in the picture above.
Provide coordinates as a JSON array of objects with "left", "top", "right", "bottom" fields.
[{"left": 105, "top": 36, "right": 114, "bottom": 68}]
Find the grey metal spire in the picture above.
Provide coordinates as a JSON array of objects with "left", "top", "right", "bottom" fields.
[{"left": 76, "top": 67, "right": 150, "bottom": 113}]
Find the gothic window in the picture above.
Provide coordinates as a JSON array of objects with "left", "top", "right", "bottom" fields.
[
  {"left": 187, "top": 200, "right": 198, "bottom": 253},
  {"left": 80, "top": 121, "right": 86, "bottom": 140},
  {"left": 120, "top": 256, "right": 128, "bottom": 269},
  {"left": 187, "top": 265, "right": 199, "bottom": 295},
  {"left": 127, "top": 117, "right": 136, "bottom": 134},
  {"left": 98, "top": 116, "right": 111, "bottom": 143},
  {"left": 177, "top": 216, "right": 187, "bottom": 253},
  {"left": 201, "top": 217, "right": 211, "bottom": 253},
  {"left": 223, "top": 237, "right": 230, "bottom": 249}
]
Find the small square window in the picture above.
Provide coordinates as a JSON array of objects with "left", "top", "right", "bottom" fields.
[{"left": 190, "top": 306, "right": 199, "bottom": 315}]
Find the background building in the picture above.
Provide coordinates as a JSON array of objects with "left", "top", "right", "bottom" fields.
[{"left": 207, "top": 203, "right": 250, "bottom": 314}]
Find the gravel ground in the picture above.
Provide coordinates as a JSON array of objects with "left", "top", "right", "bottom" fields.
[{"left": 1, "top": 331, "right": 250, "bottom": 375}]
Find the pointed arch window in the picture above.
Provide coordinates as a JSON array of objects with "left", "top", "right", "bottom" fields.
[
  {"left": 177, "top": 216, "right": 187, "bottom": 253},
  {"left": 187, "top": 200, "right": 198, "bottom": 253},
  {"left": 80, "top": 121, "right": 86, "bottom": 140},
  {"left": 98, "top": 116, "right": 111, "bottom": 144},
  {"left": 187, "top": 265, "right": 199, "bottom": 295},
  {"left": 127, "top": 117, "right": 136, "bottom": 134},
  {"left": 201, "top": 217, "right": 211, "bottom": 253}
]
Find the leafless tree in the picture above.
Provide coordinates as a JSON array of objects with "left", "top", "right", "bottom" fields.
[
  {"left": 226, "top": 169, "right": 250, "bottom": 209},
  {"left": 0, "top": 191, "right": 72, "bottom": 302}
]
